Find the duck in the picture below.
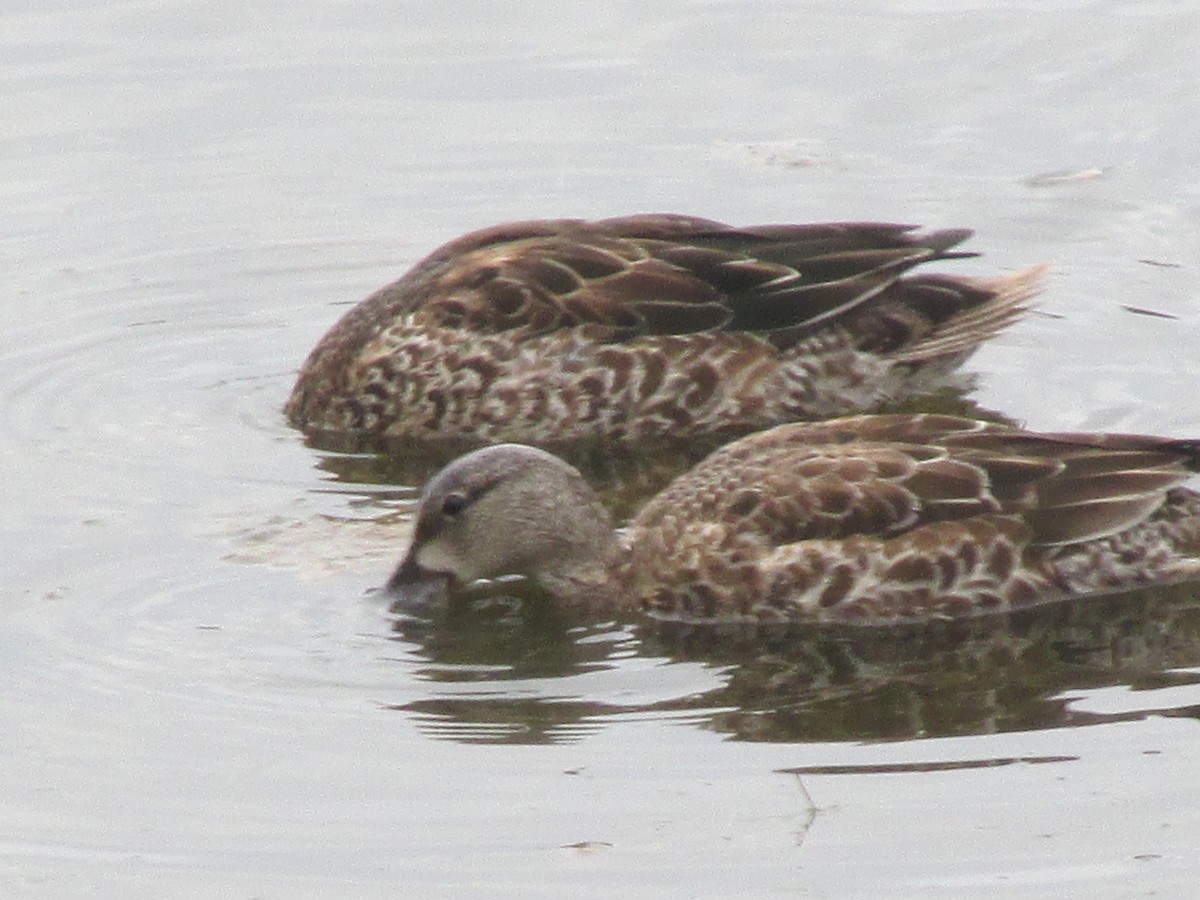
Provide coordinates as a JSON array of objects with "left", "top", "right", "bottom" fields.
[
  {"left": 286, "top": 215, "right": 1042, "bottom": 449},
  {"left": 385, "top": 413, "right": 1200, "bottom": 625}
]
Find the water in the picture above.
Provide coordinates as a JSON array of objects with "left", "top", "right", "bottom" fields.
[{"left": 4, "top": 1, "right": 1200, "bottom": 897}]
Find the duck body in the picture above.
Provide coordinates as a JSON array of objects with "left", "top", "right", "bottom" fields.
[
  {"left": 287, "top": 215, "right": 1041, "bottom": 448},
  {"left": 387, "top": 414, "right": 1200, "bottom": 625}
]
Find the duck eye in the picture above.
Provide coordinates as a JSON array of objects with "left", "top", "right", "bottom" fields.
[{"left": 441, "top": 493, "right": 469, "bottom": 517}]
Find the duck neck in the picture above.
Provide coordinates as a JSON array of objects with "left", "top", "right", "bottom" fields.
[{"left": 534, "top": 530, "right": 625, "bottom": 616}]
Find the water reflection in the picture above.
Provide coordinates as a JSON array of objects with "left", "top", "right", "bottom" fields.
[
  {"left": 661, "top": 582, "right": 1200, "bottom": 742},
  {"left": 385, "top": 581, "right": 1200, "bottom": 745},
  {"left": 386, "top": 595, "right": 651, "bottom": 744}
]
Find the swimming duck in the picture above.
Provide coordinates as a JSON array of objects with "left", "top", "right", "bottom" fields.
[
  {"left": 286, "top": 215, "right": 1041, "bottom": 448},
  {"left": 386, "top": 414, "right": 1200, "bottom": 624}
]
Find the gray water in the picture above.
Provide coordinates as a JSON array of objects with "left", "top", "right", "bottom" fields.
[{"left": 4, "top": 1, "right": 1200, "bottom": 897}]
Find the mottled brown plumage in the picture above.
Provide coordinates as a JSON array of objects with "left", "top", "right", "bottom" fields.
[
  {"left": 286, "top": 215, "right": 1041, "bottom": 448},
  {"left": 386, "top": 414, "right": 1200, "bottom": 625}
]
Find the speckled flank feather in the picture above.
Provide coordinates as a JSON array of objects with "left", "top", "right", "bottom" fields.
[
  {"left": 287, "top": 215, "right": 1041, "bottom": 447},
  {"left": 387, "top": 414, "right": 1200, "bottom": 625}
]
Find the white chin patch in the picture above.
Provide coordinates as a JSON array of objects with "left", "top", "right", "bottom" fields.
[{"left": 415, "top": 542, "right": 470, "bottom": 581}]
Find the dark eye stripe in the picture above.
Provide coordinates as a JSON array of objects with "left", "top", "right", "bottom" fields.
[{"left": 413, "top": 473, "right": 507, "bottom": 545}]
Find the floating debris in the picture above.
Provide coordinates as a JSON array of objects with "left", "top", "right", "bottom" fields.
[
  {"left": 776, "top": 755, "right": 1079, "bottom": 776},
  {"left": 1121, "top": 304, "right": 1179, "bottom": 320},
  {"left": 715, "top": 139, "right": 861, "bottom": 170},
  {"left": 1022, "top": 167, "right": 1108, "bottom": 188}
]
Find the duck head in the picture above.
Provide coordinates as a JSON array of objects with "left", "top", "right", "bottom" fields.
[{"left": 385, "top": 444, "right": 619, "bottom": 615}]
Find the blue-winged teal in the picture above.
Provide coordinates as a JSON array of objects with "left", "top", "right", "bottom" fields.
[
  {"left": 386, "top": 414, "right": 1200, "bottom": 624},
  {"left": 286, "top": 215, "right": 1042, "bottom": 447}
]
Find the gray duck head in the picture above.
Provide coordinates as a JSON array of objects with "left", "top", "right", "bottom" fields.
[{"left": 386, "top": 444, "right": 619, "bottom": 615}]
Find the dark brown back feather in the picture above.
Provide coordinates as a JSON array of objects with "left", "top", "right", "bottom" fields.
[
  {"left": 405, "top": 216, "right": 978, "bottom": 341},
  {"left": 632, "top": 414, "right": 1199, "bottom": 550}
]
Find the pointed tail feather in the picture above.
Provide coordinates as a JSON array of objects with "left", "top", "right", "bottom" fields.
[{"left": 890, "top": 264, "right": 1047, "bottom": 362}]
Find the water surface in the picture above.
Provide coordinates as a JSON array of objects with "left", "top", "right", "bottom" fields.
[{"left": 4, "top": 1, "right": 1200, "bottom": 897}]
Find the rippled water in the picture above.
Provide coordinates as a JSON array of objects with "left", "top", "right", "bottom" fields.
[{"left": 5, "top": 1, "right": 1200, "bottom": 897}]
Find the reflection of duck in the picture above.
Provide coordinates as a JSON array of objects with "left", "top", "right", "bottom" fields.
[
  {"left": 661, "top": 582, "right": 1200, "bottom": 743},
  {"left": 387, "top": 414, "right": 1200, "bottom": 624},
  {"left": 286, "top": 215, "right": 1040, "bottom": 448},
  {"left": 385, "top": 584, "right": 1200, "bottom": 746}
]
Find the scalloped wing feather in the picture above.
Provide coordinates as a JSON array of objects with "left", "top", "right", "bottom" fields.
[
  {"left": 407, "top": 218, "right": 980, "bottom": 340},
  {"left": 630, "top": 413, "right": 1199, "bottom": 552}
]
